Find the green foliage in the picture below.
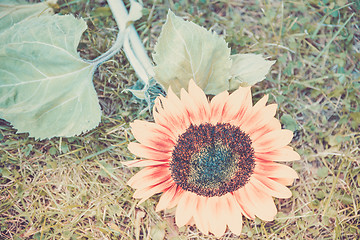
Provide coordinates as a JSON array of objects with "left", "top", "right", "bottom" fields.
[
  {"left": 153, "top": 10, "right": 231, "bottom": 96},
  {"left": 0, "top": 0, "right": 53, "bottom": 33},
  {"left": 229, "top": 54, "right": 275, "bottom": 89},
  {"left": 0, "top": 13, "right": 101, "bottom": 139}
]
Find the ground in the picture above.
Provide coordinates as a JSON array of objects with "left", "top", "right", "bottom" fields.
[{"left": 0, "top": 0, "right": 359, "bottom": 239}]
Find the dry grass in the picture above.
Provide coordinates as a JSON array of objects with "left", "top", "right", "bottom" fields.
[{"left": 1, "top": 0, "right": 359, "bottom": 239}]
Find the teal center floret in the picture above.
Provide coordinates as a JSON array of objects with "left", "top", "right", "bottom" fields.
[{"left": 170, "top": 123, "right": 255, "bottom": 197}]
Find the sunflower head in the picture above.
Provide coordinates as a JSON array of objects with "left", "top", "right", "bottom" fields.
[{"left": 123, "top": 79, "right": 299, "bottom": 237}]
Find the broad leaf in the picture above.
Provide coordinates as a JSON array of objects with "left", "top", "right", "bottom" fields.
[
  {"left": 153, "top": 10, "right": 231, "bottom": 96},
  {"left": 0, "top": 0, "right": 53, "bottom": 34},
  {"left": 0, "top": 14, "right": 101, "bottom": 139},
  {"left": 229, "top": 54, "right": 275, "bottom": 89}
]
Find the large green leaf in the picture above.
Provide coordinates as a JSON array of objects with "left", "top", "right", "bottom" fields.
[
  {"left": 229, "top": 54, "right": 275, "bottom": 89},
  {"left": 153, "top": 10, "right": 231, "bottom": 96},
  {"left": 0, "top": 14, "right": 101, "bottom": 139},
  {"left": 0, "top": 0, "right": 53, "bottom": 34}
]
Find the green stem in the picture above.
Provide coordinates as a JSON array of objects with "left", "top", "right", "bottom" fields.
[{"left": 105, "top": 0, "right": 154, "bottom": 84}]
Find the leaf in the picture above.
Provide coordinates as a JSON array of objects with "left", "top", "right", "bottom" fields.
[
  {"left": 229, "top": 54, "right": 275, "bottom": 89},
  {"left": 153, "top": 10, "right": 231, "bottom": 96},
  {"left": 0, "top": 14, "right": 101, "bottom": 139},
  {"left": 281, "top": 114, "right": 299, "bottom": 132},
  {"left": 0, "top": 0, "right": 53, "bottom": 34}
]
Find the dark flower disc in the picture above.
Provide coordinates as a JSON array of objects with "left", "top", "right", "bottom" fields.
[{"left": 170, "top": 123, "right": 255, "bottom": 197}]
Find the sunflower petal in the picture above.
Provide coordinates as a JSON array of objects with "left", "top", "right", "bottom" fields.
[
  {"left": 252, "top": 174, "right": 292, "bottom": 198},
  {"left": 221, "top": 87, "right": 252, "bottom": 123},
  {"left": 127, "top": 166, "right": 170, "bottom": 189},
  {"left": 241, "top": 104, "right": 277, "bottom": 134},
  {"left": 156, "top": 184, "right": 178, "bottom": 211},
  {"left": 244, "top": 183, "right": 277, "bottom": 221},
  {"left": 225, "top": 194, "right": 243, "bottom": 235},
  {"left": 175, "top": 191, "right": 197, "bottom": 227},
  {"left": 233, "top": 188, "right": 256, "bottom": 220},
  {"left": 193, "top": 196, "right": 209, "bottom": 235},
  {"left": 134, "top": 178, "right": 174, "bottom": 204},
  {"left": 130, "top": 120, "right": 175, "bottom": 151},
  {"left": 188, "top": 79, "right": 211, "bottom": 122},
  {"left": 128, "top": 142, "right": 172, "bottom": 160},
  {"left": 270, "top": 177, "right": 295, "bottom": 186},
  {"left": 207, "top": 197, "right": 227, "bottom": 237},
  {"left": 255, "top": 146, "right": 300, "bottom": 162},
  {"left": 254, "top": 162, "right": 299, "bottom": 179},
  {"left": 252, "top": 129, "right": 293, "bottom": 152},
  {"left": 121, "top": 159, "right": 168, "bottom": 167},
  {"left": 249, "top": 118, "right": 281, "bottom": 141},
  {"left": 209, "top": 91, "right": 229, "bottom": 124}
]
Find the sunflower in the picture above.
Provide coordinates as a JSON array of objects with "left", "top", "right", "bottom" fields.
[{"left": 123, "top": 80, "right": 299, "bottom": 237}]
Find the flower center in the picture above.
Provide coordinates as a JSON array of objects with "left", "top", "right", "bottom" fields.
[{"left": 170, "top": 123, "right": 255, "bottom": 197}]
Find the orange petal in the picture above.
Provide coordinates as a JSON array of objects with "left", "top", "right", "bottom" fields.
[
  {"left": 127, "top": 166, "right": 170, "bottom": 189},
  {"left": 167, "top": 185, "right": 184, "bottom": 209},
  {"left": 207, "top": 197, "right": 227, "bottom": 237},
  {"left": 253, "top": 94, "right": 269, "bottom": 109},
  {"left": 241, "top": 104, "right": 277, "bottom": 134},
  {"left": 249, "top": 118, "right": 281, "bottom": 141},
  {"left": 252, "top": 174, "right": 292, "bottom": 198},
  {"left": 130, "top": 120, "right": 175, "bottom": 151},
  {"left": 160, "top": 88, "right": 191, "bottom": 135},
  {"left": 153, "top": 95, "right": 187, "bottom": 138},
  {"left": 255, "top": 146, "right": 300, "bottom": 162},
  {"left": 252, "top": 129, "right": 293, "bottom": 152},
  {"left": 156, "top": 184, "right": 179, "bottom": 212},
  {"left": 254, "top": 162, "right": 299, "bottom": 179},
  {"left": 270, "top": 177, "right": 295, "bottom": 186},
  {"left": 133, "top": 178, "right": 173, "bottom": 204},
  {"left": 244, "top": 183, "right": 277, "bottom": 221},
  {"left": 175, "top": 191, "right": 197, "bottom": 227},
  {"left": 209, "top": 91, "right": 229, "bottom": 124},
  {"left": 233, "top": 187, "right": 256, "bottom": 220},
  {"left": 224, "top": 194, "right": 243, "bottom": 235},
  {"left": 221, "top": 87, "right": 252, "bottom": 123},
  {"left": 121, "top": 159, "right": 168, "bottom": 167},
  {"left": 193, "top": 196, "right": 209, "bottom": 235},
  {"left": 128, "top": 142, "right": 172, "bottom": 160},
  {"left": 187, "top": 79, "right": 211, "bottom": 122},
  {"left": 180, "top": 85, "right": 210, "bottom": 125}
]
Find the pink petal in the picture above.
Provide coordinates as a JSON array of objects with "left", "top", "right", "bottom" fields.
[
  {"left": 209, "top": 91, "right": 229, "bottom": 124},
  {"left": 156, "top": 184, "right": 180, "bottom": 211},
  {"left": 252, "top": 129, "right": 293, "bottom": 152},
  {"left": 130, "top": 120, "right": 175, "bottom": 151},
  {"left": 193, "top": 196, "right": 209, "bottom": 235},
  {"left": 224, "top": 194, "right": 243, "bottom": 235},
  {"left": 128, "top": 142, "right": 172, "bottom": 160},
  {"left": 254, "top": 162, "right": 299, "bottom": 179},
  {"left": 121, "top": 159, "right": 168, "bottom": 167},
  {"left": 221, "top": 87, "right": 252, "bottom": 123},
  {"left": 187, "top": 79, "right": 211, "bottom": 122},
  {"left": 133, "top": 178, "right": 174, "bottom": 204},
  {"left": 270, "top": 177, "right": 295, "bottom": 186},
  {"left": 255, "top": 146, "right": 300, "bottom": 162},
  {"left": 175, "top": 191, "right": 197, "bottom": 227},
  {"left": 127, "top": 166, "right": 171, "bottom": 189},
  {"left": 243, "top": 182, "right": 277, "bottom": 221},
  {"left": 249, "top": 118, "right": 281, "bottom": 141},
  {"left": 241, "top": 104, "right": 277, "bottom": 134},
  {"left": 207, "top": 197, "right": 227, "bottom": 237},
  {"left": 167, "top": 186, "right": 184, "bottom": 209},
  {"left": 153, "top": 94, "right": 189, "bottom": 138},
  {"left": 252, "top": 174, "right": 292, "bottom": 198},
  {"left": 233, "top": 187, "right": 256, "bottom": 220}
]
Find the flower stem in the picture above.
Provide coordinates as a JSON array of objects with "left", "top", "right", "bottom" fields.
[{"left": 105, "top": 0, "right": 154, "bottom": 84}]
